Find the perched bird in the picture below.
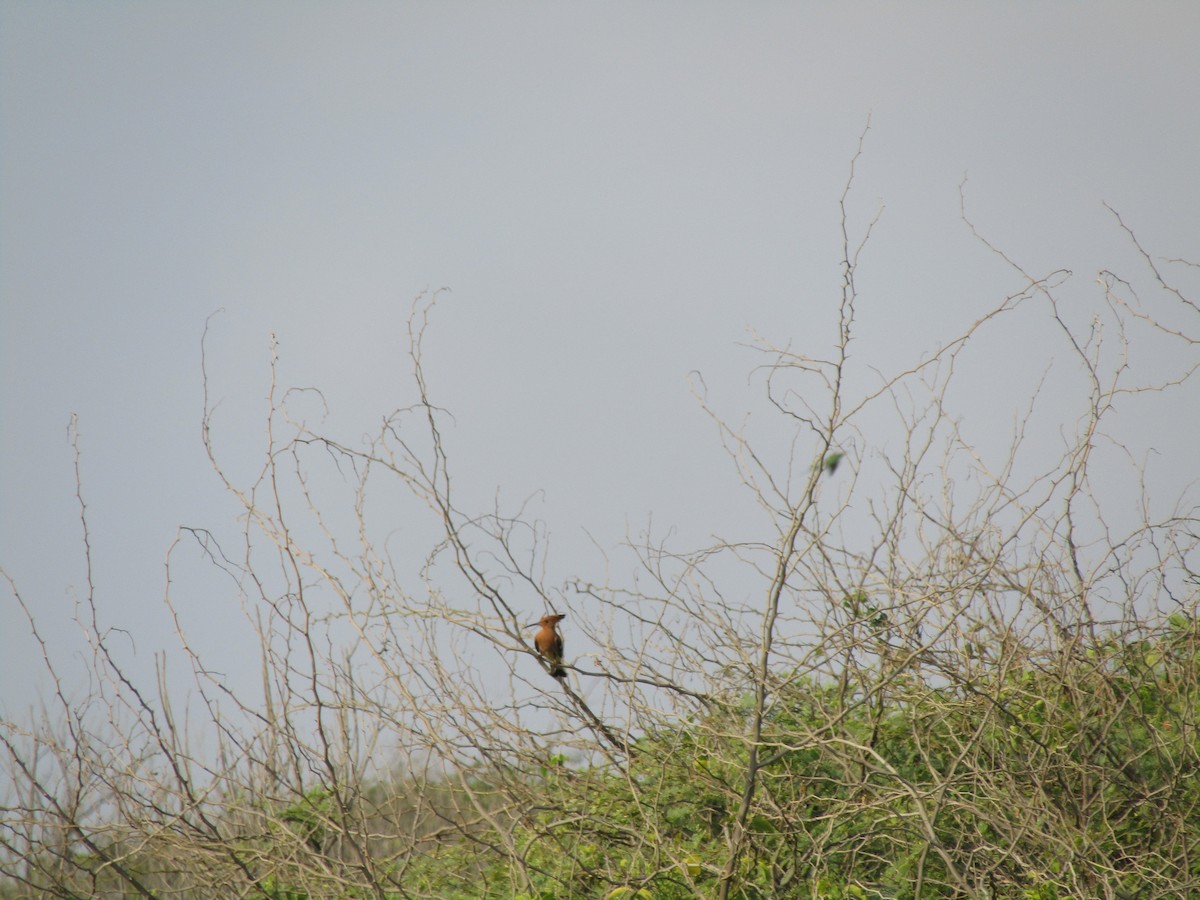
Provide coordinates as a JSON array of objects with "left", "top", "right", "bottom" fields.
[{"left": 530, "top": 614, "right": 567, "bottom": 678}]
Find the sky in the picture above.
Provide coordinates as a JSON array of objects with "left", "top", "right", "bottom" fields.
[{"left": 2, "top": 3, "right": 1199, "bottom": 718}]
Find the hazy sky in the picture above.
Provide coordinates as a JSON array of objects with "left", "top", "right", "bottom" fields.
[{"left": 3, "top": 3, "right": 1199, "bottom": 715}]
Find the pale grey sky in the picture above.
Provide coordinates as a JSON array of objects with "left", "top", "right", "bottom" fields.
[{"left": 3, "top": 3, "right": 1199, "bottom": 713}]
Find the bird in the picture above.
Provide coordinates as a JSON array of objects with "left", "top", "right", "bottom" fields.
[{"left": 530, "top": 614, "right": 567, "bottom": 678}]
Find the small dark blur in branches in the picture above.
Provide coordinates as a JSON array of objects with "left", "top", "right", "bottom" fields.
[{"left": 3, "top": 148, "right": 1199, "bottom": 899}]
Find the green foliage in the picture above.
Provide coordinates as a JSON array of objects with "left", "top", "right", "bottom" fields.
[
  {"left": 256, "top": 876, "right": 310, "bottom": 900},
  {"left": 280, "top": 786, "right": 335, "bottom": 853},
  {"left": 6, "top": 619, "right": 1197, "bottom": 898},
  {"left": 82, "top": 621, "right": 1200, "bottom": 896},
  {"left": 455, "top": 619, "right": 1200, "bottom": 898}
]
